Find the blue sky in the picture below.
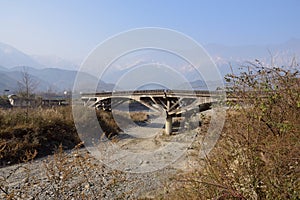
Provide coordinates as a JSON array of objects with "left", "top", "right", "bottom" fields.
[{"left": 0, "top": 0, "right": 299, "bottom": 61}]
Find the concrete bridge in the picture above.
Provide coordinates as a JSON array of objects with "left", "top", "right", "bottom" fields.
[{"left": 81, "top": 90, "right": 226, "bottom": 135}]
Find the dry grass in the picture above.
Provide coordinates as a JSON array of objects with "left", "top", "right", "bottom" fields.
[
  {"left": 73, "top": 106, "right": 149, "bottom": 145},
  {"left": 0, "top": 106, "right": 149, "bottom": 165},
  {"left": 130, "top": 112, "right": 149, "bottom": 122},
  {"left": 164, "top": 60, "right": 300, "bottom": 199},
  {"left": 0, "top": 101, "right": 149, "bottom": 199},
  {"left": 0, "top": 106, "right": 80, "bottom": 165}
]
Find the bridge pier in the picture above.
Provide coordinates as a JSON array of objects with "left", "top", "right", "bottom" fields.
[{"left": 165, "top": 115, "right": 172, "bottom": 135}]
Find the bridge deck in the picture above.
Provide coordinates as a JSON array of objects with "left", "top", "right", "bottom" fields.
[{"left": 80, "top": 89, "right": 225, "bottom": 97}]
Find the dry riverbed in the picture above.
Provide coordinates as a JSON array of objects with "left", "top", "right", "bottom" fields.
[{"left": 0, "top": 111, "right": 213, "bottom": 199}]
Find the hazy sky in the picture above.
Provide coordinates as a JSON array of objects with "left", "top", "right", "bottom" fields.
[{"left": 0, "top": 0, "right": 299, "bottom": 61}]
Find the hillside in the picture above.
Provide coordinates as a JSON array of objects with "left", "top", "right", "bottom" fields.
[
  {"left": 0, "top": 66, "right": 115, "bottom": 93},
  {"left": 0, "top": 42, "right": 43, "bottom": 69}
]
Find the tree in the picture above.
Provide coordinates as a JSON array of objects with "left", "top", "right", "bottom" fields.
[
  {"left": 17, "top": 67, "right": 38, "bottom": 117},
  {"left": 17, "top": 67, "right": 37, "bottom": 98}
]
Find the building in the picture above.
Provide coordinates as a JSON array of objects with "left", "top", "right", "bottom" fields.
[{"left": 7, "top": 94, "right": 68, "bottom": 107}]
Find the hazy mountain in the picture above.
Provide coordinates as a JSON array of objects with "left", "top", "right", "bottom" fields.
[
  {"left": 205, "top": 38, "right": 300, "bottom": 76},
  {"left": 0, "top": 66, "right": 115, "bottom": 94},
  {"left": 0, "top": 65, "right": 8, "bottom": 72},
  {"left": 0, "top": 39, "right": 298, "bottom": 94},
  {"left": 0, "top": 72, "right": 19, "bottom": 92},
  {"left": 177, "top": 80, "right": 206, "bottom": 90},
  {"left": 31, "top": 55, "right": 79, "bottom": 70},
  {"left": 99, "top": 38, "right": 300, "bottom": 84},
  {"left": 0, "top": 69, "right": 50, "bottom": 92},
  {"left": 206, "top": 38, "right": 300, "bottom": 61},
  {"left": 0, "top": 42, "right": 79, "bottom": 70},
  {"left": 0, "top": 42, "right": 43, "bottom": 69}
]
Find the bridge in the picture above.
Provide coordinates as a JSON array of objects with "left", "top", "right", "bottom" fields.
[{"left": 81, "top": 90, "right": 226, "bottom": 135}]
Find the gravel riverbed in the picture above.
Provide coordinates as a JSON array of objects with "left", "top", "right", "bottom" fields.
[
  {"left": 0, "top": 112, "right": 211, "bottom": 199},
  {"left": 0, "top": 147, "right": 181, "bottom": 199}
]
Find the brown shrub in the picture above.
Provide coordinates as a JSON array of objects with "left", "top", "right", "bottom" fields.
[{"left": 166, "top": 60, "right": 300, "bottom": 199}]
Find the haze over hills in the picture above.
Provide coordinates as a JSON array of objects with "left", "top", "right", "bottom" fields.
[
  {"left": 0, "top": 66, "right": 115, "bottom": 94},
  {"left": 0, "top": 42, "right": 43, "bottom": 69},
  {"left": 206, "top": 38, "right": 300, "bottom": 60},
  {"left": 31, "top": 55, "right": 79, "bottom": 70},
  {"left": 2, "top": 39, "right": 299, "bottom": 71},
  {"left": 0, "top": 42, "right": 80, "bottom": 70},
  {"left": 0, "top": 42, "right": 114, "bottom": 93},
  {"left": 0, "top": 39, "right": 299, "bottom": 94},
  {"left": 99, "top": 38, "right": 300, "bottom": 82},
  {"left": 205, "top": 38, "right": 300, "bottom": 76}
]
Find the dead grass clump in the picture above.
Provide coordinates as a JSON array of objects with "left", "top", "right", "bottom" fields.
[
  {"left": 96, "top": 110, "right": 122, "bottom": 137},
  {"left": 96, "top": 110, "right": 149, "bottom": 136},
  {"left": 0, "top": 106, "right": 81, "bottom": 165},
  {"left": 130, "top": 112, "right": 149, "bottom": 122}
]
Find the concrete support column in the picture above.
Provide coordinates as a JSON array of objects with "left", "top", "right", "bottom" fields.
[{"left": 165, "top": 115, "right": 172, "bottom": 135}]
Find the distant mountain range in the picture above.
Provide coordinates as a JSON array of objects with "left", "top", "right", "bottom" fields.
[
  {"left": 0, "top": 42, "right": 42, "bottom": 69},
  {"left": 0, "top": 42, "right": 117, "bottom": 93},
  {"left": 31, "top": 55, "right": 79, "bottom": 70},
  {"left": 0, "top": 42, "right": 79, "bottom": 70},
  {"left": 0, "top": 39, "right": 299, "bottom": 94},
  {"left": 0, "top": 66, "right": 115, "bottom": 94},
  {"left": 205, "top": 38, "right": 300, "bottom": 76}
]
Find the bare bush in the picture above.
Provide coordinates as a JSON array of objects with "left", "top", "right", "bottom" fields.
[{"left": 165, "top": 59, "right": 300, "bottom": 199}]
